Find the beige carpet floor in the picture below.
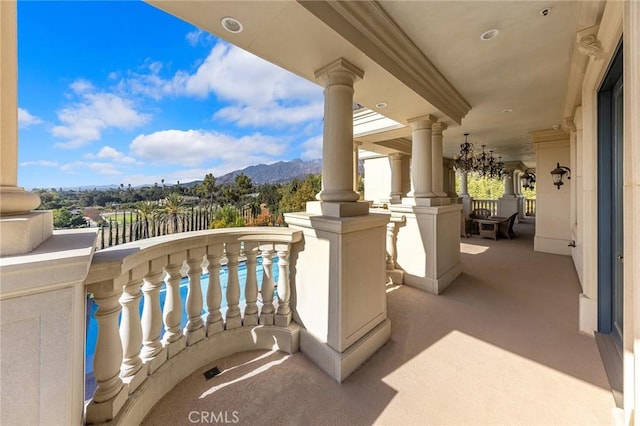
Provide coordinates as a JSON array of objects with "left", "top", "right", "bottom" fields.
[{"left": 142, "top": 218, "right": 615, "bottom": 426}]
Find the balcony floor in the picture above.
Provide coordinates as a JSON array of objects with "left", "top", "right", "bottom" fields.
[{"left": 142, "top": 218, "right": 614, "bottom": 425}]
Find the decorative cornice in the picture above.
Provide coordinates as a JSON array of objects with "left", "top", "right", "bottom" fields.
[
  {"left": 576, "top": 25, "right": 602, "bottom": 59},
  {"left": 298, "top": 0, "right": 471, "bottom": 124},
  {"left": 407, "top": 115, "right": 436, "bottom": 130}
]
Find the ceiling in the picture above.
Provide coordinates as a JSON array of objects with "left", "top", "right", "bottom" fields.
[{"left": 146, "top": 0, "right": 604, "bottom": 168}]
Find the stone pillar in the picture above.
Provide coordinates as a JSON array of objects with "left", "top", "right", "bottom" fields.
[
  {"left": 285, "top": 58, "right": 390, "bottom": 383},
  {"left": 407, "top": 115, "right": 435, "bottom": 199},
  {"left": 431, "top": 122, "right": 447, "bottom": 198},
  {"left": 514, "top": 170, "right": 525, "bottom": 219},
  {"left": 314, "top": 59, "right": 362, "bottom": 206},
  {"left": 459, "top": 171, "right": 472, "bottom": 215},
  {"left": 443, "top": 159, "right": 458, "bottom": 202},
  {"left": 353, "top": 141, "right": 362, "bottom": 199},
  {"left": 389, "top": 153, "right": 406, "bottom": 204},
  {"left": 498, "top": 169, "right": 518, "bottom": 217},
  {"left": 0, "top": 1, "right": 51, "bottom": 256}
]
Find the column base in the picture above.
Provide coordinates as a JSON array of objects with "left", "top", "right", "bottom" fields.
[
  {"left": 390, "top": 203, "right": 463, "bottom": 295},
  {"left": 122, "top": 365, "right": 147, "bottom": 394},
  {"left": 306, "top": 200, "right": 369, "bottom": 217},
  {"left": 0, "top": 186, "right": 41, "bottom": 215},
  {"left": 497, "top": 196, "right": 519, "bottom": 217},
  {"left": 387, "top": 269, "right": 404, "bottom": 285},
  {"left": 184, "top": 326, "right": 206, "bottom": 346},
  {"left": 300, "top": 319, "right": 391, "bottom": 382},
  {"left": 401, "top": 197, "right": 451, "bottom": 207},
  {"left": 206, "top": 320, "right": 224, "bottom": 336},
  {"left": 243, "top": 312, "right": 259, "bottom": 326},
  {"left": 142, "top": 347, "right": 167, "bottom": 375},
  {"left": 0, "top": 210, "right": 53, "bottom": 256},
  {"left": 85, "top": 384, "right": 128, "bottom": 424},
  {"left": 164, "top": 336, "right": 186, "bottom": 358},
  {"left": 403, "top": 262, "right": 463, "bottom": 295}
]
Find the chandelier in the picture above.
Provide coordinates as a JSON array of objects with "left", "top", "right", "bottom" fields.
[{"left": 453, "top": 133, "right": 506, "bottom": 180}]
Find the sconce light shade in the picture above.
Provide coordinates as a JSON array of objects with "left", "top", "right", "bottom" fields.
[{"left": 550, "top": 163, "right": 571, "bottom": 189}]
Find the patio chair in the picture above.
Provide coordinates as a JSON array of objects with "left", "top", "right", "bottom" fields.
[
  {"left": 498, "top": 212, "right": 518, "bottom": 240},
  {"left": 467, "top": 208, "right": 492, "bottom": 235}
]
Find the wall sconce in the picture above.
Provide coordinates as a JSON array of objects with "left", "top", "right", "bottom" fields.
[
  {"left": 550, "top": 163, "right": 571, "bottom": 189},
  {"left": 521, "top": 170, "right": 536, "bottom": 190}
]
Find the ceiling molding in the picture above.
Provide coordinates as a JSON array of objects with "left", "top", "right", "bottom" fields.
[{"left": 298, "top": 0, "right": 471, "bottom": 124}]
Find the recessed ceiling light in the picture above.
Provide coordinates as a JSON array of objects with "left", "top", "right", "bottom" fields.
[
  {"left": 540, "top": 7, "right": 551, "bottom": 17},
  {"left": 502, "top": 108, "right": 513, "bottom": 113},
  {"left": 552, "top": 124, "right": 560, "bottom": 130},
  {"left": 480, "top": 29, "right": 499, "bottom": 41},
  {"left": 221, "top": 16, "right": 243, "bottom": 33},
  {"left": 375, "top": 102, "right": 387, "bottom": 108}
]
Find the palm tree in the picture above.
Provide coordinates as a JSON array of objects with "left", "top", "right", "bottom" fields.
[
  {"left": 137, "top": 201, "right": 156, "bottom": 239},
  {"left": 164, "top": 193, "right": 183, "bottom": 233},
  {"left": 210, "top": 205, "right": 245, "bottom": 229}
]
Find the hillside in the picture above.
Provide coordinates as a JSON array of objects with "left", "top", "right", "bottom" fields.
[{"left": 213, "top": 158, "right": 322, "bottom": 185}]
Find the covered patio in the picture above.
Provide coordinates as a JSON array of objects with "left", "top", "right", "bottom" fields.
[{"left": 142, "top": 220, "right": 614, "bottom": 425}]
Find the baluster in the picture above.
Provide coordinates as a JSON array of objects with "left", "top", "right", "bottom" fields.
[
  {"left": 243, "top": 242, "right": 259, "bottom": 326},
  {"left": 259, "top": 244, "right": 275, "bottom": 325},
  {"left": 85, "top": 283, "right": 128, "bottom": 424},
  {"left": 275, "top": 244, "right": 292, "bottom": 327},
  {"left": 162, "top": 259, "right": 186, "bottom": 358},
  {"left": 141, "top": 264, "right": 167, "bottom": 374},
  {"left": 386, "top": 222, "right": 396, "bottom": 271},
  {"left": 205, "top": 244, "right": 224, "bottom": 335},
  {"left": 184, "top": 249, "right": 206, "bottom": 345},
  {"left": 119, "top": 272, "right": 147, "bottom": 393},
  {"left": 225, "top": 242, "right": 242, "bottom": 329}
]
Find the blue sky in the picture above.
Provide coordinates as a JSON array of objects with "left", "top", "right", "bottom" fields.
[{"left": 17, "top": 1, "right": 324, "bottom": 189}]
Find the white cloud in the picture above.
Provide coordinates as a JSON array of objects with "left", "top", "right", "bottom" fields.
[
  {"left": 52, "top": 80, "right": 151, "bottom": 148},
  {"left": 185, "top": 29, "right": 213, "bottom": 47},
  {"left": 117, "top": 41, "right": 323, "bottom": 127},
  {"left": 300, "top": 135, "right": 323, "bottom": 160},
  {"left": 18, "top": 108, "right": 43, "bottom": 128},
  {"left": 60, "top": 161, "right": 124, "bottom": 176},
  {"left": 214, "top": 102, "right": 324, "bottom": 127},
  {"left": 130, "top": 129, "right": 287, "bottom": 171},
  {"left": 20, "top": 160, "right": 58, "bottom": 167},
  {"left": 84, "top": 146, "right": 137, "bottom": 164}
]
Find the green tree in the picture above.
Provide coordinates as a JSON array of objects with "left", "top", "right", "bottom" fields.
[
  {"left": 163, "top": 193, "right": 184, "bottom": 233},
  {"left": 201, "top": 173, "right": 216, "bottom": 204},
  {"left": 53, "top": 208, "right": 87, "bottom": 229},
  {"left": 137, "top": 201, "right": 157, "bottom": 238},
  {"left": 279, "top": 174, "right": 321, "bottom": 213},
  {"left": 210, "top": 205, "right": 245, "bottom": 229}
]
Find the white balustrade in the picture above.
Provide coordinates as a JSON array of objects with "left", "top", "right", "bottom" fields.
[
  {"left": 84, "top": 228, "right": 302, "bottom": 423},
  {"left": 225, "top": 242, "right": 242, "bottom": 329},
  {"left": 259, "top": 245, "right": 275, "bottom": 325},
  {"left": 184, "top": 248, "right": 206, "bottom": 345},
  {"left": 119, "top": 275, "right": 145, "bottom": 392},
  {"left": 205, "top": 245, "right": 224, "bottom": 335},
  {"left": 243, "top": 242, "right": 259, "bottom": 326},
  {"left": 275, "top": 245, "right": 291, "bottom": 327},
  {"left": 471, "top": 199, "right": 498, "bottom": 216},
  {"left": 140, "top": 267, "right": 167, "bottom": 374}
]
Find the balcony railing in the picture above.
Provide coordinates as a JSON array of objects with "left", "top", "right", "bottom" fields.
[
  {"left": 471, "top": 199, "right": 498, "bottom": 216},
  {"left": 525, "top": 199, "right": 536, "bottom": 216},
  {"left": 83, "top": 228, "right": 302, "bottom": 424}
]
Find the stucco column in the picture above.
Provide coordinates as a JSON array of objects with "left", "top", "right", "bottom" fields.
[
  {"left": 389, "top": 153, "right": 405, "bottom": 203},
  {"left": 0, "top": 1, "right": 40, "bottom": 215},
  {"left": 353, "top": 141, "right": 362, "bottom": 196},
  {"left": 408, "top": 115, "right": 436, "bottom": 198},
  {"left": 314, "top": 59, "right": 363, "bottom": 203},
  {"left": 431, "top": 122, "right": 447, "bottom": 197},
  {"left": 460, "top": 171, "right": 469, "bottom": 196},
  {"left": 459, "top": 171, "right": 472, "bottom": 215},
  {"left": 503, "top": 171, "right": 515, "bottom": 196}
]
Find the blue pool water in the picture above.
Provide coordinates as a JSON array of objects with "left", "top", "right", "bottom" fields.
[{"left": 85, "top": 258, "right": 279, "bottom": 373}]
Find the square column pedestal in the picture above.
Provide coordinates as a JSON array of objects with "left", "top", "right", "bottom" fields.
[
  {"left": 498, "top": 196, "right": 519, "bottom": 218},
  {"left": 284, "top": 202, "right": 391, "bottom": 382},
  {"left": 391, "top": 200, "right": 463, "bottom": 294}
]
